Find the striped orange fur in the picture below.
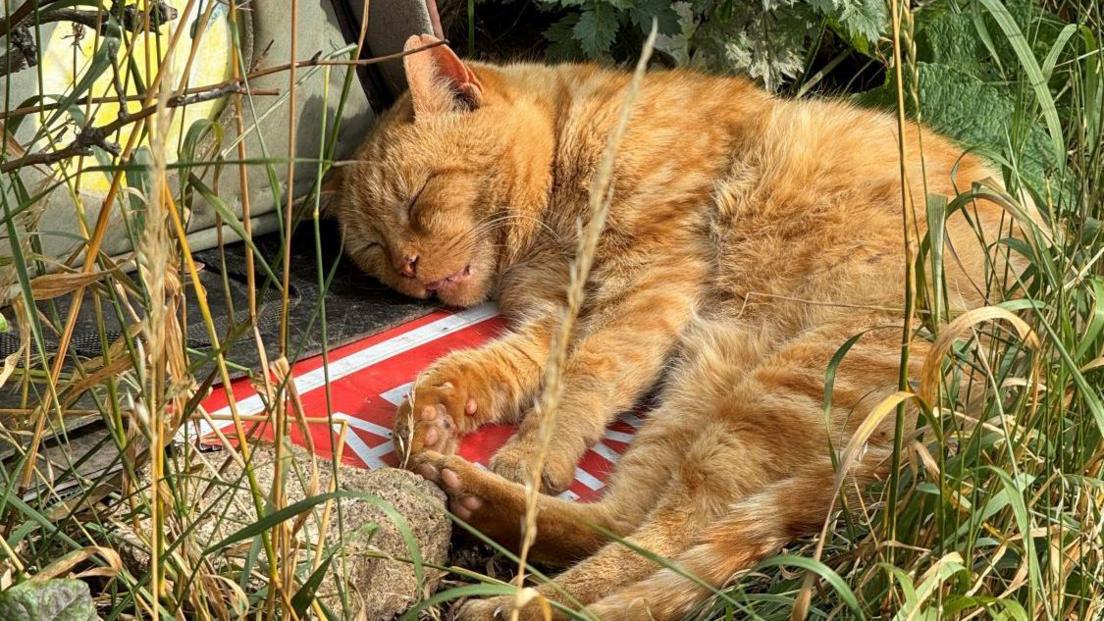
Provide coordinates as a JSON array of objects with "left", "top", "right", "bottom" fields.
[{"left": 333, "top": 35, "right": 1018, "bottom": 620}]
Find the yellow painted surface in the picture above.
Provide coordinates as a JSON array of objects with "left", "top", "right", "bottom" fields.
[{"left": 35, "top": 0, "right": 233, "bottom": 194}]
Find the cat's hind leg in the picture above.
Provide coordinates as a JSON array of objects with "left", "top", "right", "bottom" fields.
[
  {"left": 578, "top": 316, "right": 914, "bottom": 620},
  {"left": 413, "top": 451, "right": 631, "bottom": 564},
  {"left": 583, "top": 458, "right": 886, "bottom": 621},
  {"left": 452, "top": 321, "right": 783, "bottom": 620},
  {"left": 453, "top": 419, "right": 776, "bottom": 621},
  {"left": 411, "top": 388, "right": 724, "bottom": 566}
]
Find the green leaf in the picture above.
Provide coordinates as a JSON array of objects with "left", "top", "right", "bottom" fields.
[
  {"left": 978, "top": 0, "right": 1065, "bottom": 169},
  {"left": 754, "top": 555, "right": 865, "bottom": 619},
  {"left": 856, "top": 62, "right": 1053, "bottom": 191},
  {"left": 627, "top": 0, "right": 680, "bottom": 36},
  {"left": 917, "top": 11, "right": 994, "bottom": 80},
  {"left": 204, "top": 494, "right": 335, "bottom": 553},
  {"left": 1075, "top": 278, "right": 1104, "bottom": 362},
  {"left": 0, "top": 580, "right": 98, "bottom": 621},
  {"left": 545, "top": 14, "right": 583, "bottom": 61},
  {"left": 291, "top": 551, "right": 336, "bottom": 617},
  {"left": 573, "top": 3, "right": 619, "bottom": 57},
  {"left": 39, "top": 32, "right": 120, "bottom": 140},
  {"left": 1040, "top": 24, "right": 1078, "bottom": 81},
  {"left": 187, "top": 174, "right": 281, "bottom": 286},
  {"left": 812, "top": 0, "right": 887, "bottom": 44}
]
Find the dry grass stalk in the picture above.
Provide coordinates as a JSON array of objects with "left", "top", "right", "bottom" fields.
[
  {"left": 509, "top": 22, "right": 659, "bottom": 620},
  {"left": 272, "top": 1, "right": 302, "bottom": 612},
  {"left": 140, "top": 25, "right": 178, "bottom": 603},
  {"left": 16, "top": 0, "right": 203, "bottom": 493}
]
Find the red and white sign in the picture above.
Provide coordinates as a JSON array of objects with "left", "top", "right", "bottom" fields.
[{"left": 196, "top": 304, "right": 640, "bottom": 501}]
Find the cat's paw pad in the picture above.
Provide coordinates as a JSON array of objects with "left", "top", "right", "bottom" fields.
[
  {"left": 394, "top": 362, "right": 485, "bottom": 461},
  {"left": 412, "top": 452, "right": 486, "bottom": 521},
  {"left": 490, "top": 440, "right": 576, "bottom": 495},
  {"left": 397, "top": 402, "right": 460, "bottom": 458}
]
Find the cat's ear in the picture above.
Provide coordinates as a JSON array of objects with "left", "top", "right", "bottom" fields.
[{"left": 402, "top": 34, "right": 483, "bottom": 118}]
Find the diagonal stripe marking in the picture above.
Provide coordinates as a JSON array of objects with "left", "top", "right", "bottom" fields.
[
  {"left": 603, "top": 429, "right": 634, "bottom": 444},
  {"left": 192, "top": 304, "right": 498, "bottom": 439},
  {"left": 591, "top": 441, "right": 621, "bottom": 463},
  {"left": 380, "top": 382, "right": 414, "bottom": 406},
  {"left": 574, "top": 467, "right": 604, "bottom": 491},
  {"left": 332, "top": 424, "right": 382, "bottom": 468}
]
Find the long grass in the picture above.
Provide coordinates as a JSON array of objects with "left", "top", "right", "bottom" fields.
[
  {"left": 0, "top": 0, "right": 1101, "bottom": 620},
  {"left": 694, "top": 1, "right": 1104, "bottom": 618}
]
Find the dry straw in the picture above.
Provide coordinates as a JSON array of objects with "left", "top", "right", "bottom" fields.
[{"left": 508, "top": 21, "right": 659, "bottom": 621}]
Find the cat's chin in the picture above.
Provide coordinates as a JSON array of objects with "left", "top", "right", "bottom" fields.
[
  {"left": 432, "top": 282, "right": 489, "bottom": 308},
  {"left": 385, "top": 275, "right": 488, "bottom": 308}
]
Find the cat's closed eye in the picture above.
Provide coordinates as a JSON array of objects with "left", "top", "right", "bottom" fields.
[{"left": 406, "top": 175, "right": 435, "bottom": 222}]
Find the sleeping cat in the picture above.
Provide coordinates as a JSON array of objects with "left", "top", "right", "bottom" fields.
[{"left": 332, "top": 34, "right": 1017, "bottom": 621}]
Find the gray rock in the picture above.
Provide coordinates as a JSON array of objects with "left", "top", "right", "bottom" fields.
[
  {"left": 321, "top": 461, "right": 451, "bottom": 619},
  {"left": 120, "top": 443, "right": 450, "bottom": 620}
]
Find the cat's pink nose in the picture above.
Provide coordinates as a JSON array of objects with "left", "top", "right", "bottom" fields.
[{"left": 397, "top": 255, "right": 418, "bottom": 278}]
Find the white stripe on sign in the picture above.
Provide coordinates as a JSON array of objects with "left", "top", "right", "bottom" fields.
[
  {"left": 591, "top": 441, "right": 621, "bottom": 463},
  {"left": 334, "top": 424, "right": 375, "bottom": 467},
  {"left": 365, "top": 440, "right": 395, "bottom": 467},
  {"left": 574, "top": 467, "right": 604, "bottom": 491},
  {"left": 379, "top": 382, "right": 414, "bottom": 406},
  {"left": 619, "top": 413, "right": 644, "bottom": 428},
  {"left": 603, "top": 429, "right": 634, "bottom": 444},
  {"left": 333, "top": 413, "right": 392, "bottom": 439},
  {"left": 190, "top": 303, "right": 498, "bottom": 439},
  {"left": 331, "top": 423, "right": 395, "bottom": 469},
  {"left": 558, "top": 490, "right": 580, "bottom": 501}
]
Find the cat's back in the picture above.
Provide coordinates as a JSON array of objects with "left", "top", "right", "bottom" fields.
[
  {"left": 481, "top": 60, "right": 1007, "bottom": 315},
  {"left": 708, "top": 93, "right": 1010, "bottom": 321}
]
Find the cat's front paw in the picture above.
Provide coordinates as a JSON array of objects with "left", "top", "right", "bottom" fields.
[
  {"left": 490, "top": 434, "right": 577, "bottom": 495},
  {"left": 393, "top": 358, "right": 488, "bottom": 462}
]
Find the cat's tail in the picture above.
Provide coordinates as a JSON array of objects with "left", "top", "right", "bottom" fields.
[{"left": 593, "top": 456, "right": 886, "bottom": 620}]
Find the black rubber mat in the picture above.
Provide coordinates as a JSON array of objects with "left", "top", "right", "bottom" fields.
[
  {"left": 190, "top": 219, "right": 435, "bottom": 376},
  {"left": 0, "top": 220, "right": 434, "bottom": 406}
]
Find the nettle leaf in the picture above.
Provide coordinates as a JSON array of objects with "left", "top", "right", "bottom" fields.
[
  {"left": 809, "top": 0, "right": 887, "bottom": 44},
  {"left": 917, "top": 11, "right": 995, "bottom": 80},
  {"left": 0, "top": 580, "right": 99, "bottom": 621},
  {"left": 856, "top": 62, "right": 1053, "bottom": 189},
  {"left": 573, "top": 3, "right": 620, "bottom": 57},
  {"left": 544, "top": 13, "right": 584, "bottom": 61},
  {"left": 627, "top": 0, "right": 681, "bottom": 36},
  {"left": 654, "top": 1, "right": 697, "bottom": 65},
  {"left": 709, "top": 7, "right": 814, "bottom": 89}
]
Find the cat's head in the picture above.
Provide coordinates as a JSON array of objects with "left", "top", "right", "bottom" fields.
[{"left": 331, "top": 35, "right": 551, "bottom": 307}]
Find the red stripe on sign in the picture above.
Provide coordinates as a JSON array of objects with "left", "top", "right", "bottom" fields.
[{"left": 197, "top": 303, "right": 638, "bottom": 501}]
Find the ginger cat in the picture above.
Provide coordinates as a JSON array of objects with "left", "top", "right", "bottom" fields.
[{"left": 333, "top": 34, "right": 1015, "bottom": 621}]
